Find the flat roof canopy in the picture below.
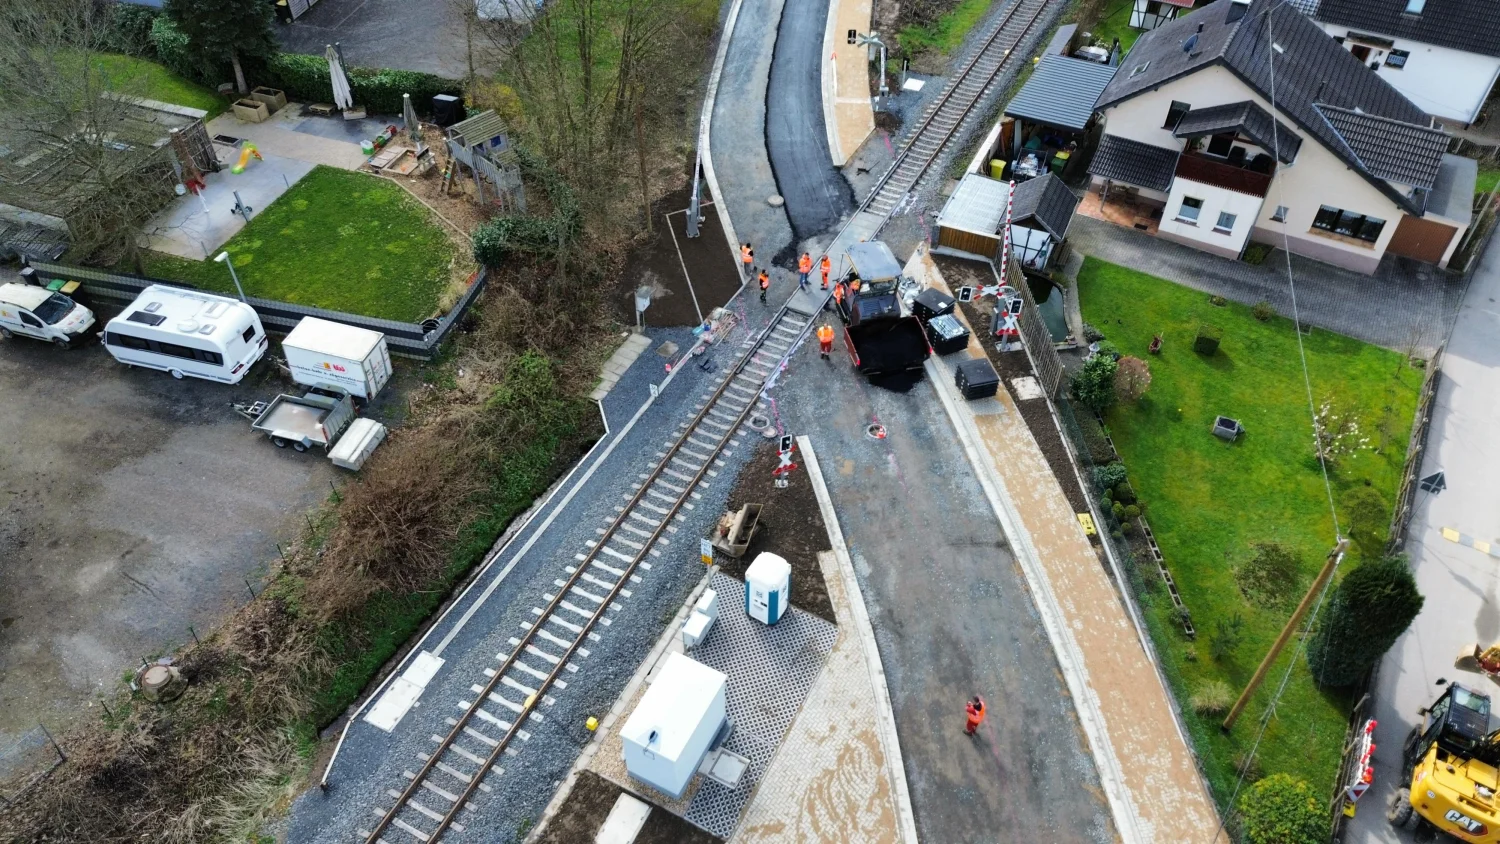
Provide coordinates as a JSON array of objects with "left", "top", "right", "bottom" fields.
[{"left": 1004, "top": 55, "right": 1118, "bottom": 132}]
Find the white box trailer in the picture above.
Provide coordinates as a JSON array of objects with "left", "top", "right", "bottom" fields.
[{"left": 281, "top": 316, "right": 392, "bottom": 399}]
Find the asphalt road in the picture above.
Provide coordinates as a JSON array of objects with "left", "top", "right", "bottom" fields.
[
  {"left": 1343, "top": 237, "right": 1500, "bottom": 842},
  {"left": 275, "top": 0, "right": 480, "bottom": 80},
  {"left": 775, "top": 346, "right": 1114, "bottom": 843},
  {"left": 765, "top": 0, "right": 854, "bottom": 242},
  {"left": 0, "top": 333, "right": 335, "bottom": 751}
]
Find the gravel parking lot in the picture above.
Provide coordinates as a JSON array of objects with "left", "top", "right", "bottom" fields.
[{"left": 0, "top": 335, "right": 337, "bottom": 751}]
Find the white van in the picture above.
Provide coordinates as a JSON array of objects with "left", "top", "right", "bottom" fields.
[
  {"left": 0, "top": 283, "right": 96, "bottom": 347},
  {"left": 102, "top": 285, "right": 267, "bottom": 383}
]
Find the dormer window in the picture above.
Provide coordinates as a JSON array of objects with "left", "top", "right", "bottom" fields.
[{"left": 1404, "top": 0, "right": 1426, "bottom": 14}]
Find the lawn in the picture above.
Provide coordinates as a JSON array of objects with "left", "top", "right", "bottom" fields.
[
  {"left": 60, "top": 52, "right": 229, "bottom": 117},
  {"left": 1084, "top": 0, "right": 1147, "bottom": 56},
  {"left": 143, "top": 167, "right": 459, "bottom": 322},
  {"left": 897, "top": 0, "right": 995, "bottom": 60},
  {"left": 1078, "top": 258, "right": 1423, "bottom": 807},
  {"left": 1477, "top": 163, "right": 1500, "bottom": 197}
]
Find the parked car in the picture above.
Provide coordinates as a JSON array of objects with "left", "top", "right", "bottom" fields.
[{"left": 0, "top": 282, "right": 95, "bottom": 347}]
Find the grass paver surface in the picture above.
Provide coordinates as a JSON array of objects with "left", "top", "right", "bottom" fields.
[
  {"left": 143, "top": 167, "right": 457, "bottom": 322},
  {"left": 1078, "top": 258, "right": 1422, "bottom": 805}
]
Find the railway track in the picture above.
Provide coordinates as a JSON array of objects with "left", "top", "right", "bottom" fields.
[
  {"left": 359, "top": 310, "right": 814, "bottom": 844},
  {"left": 864, "top": 0, "right": 1051, "bottom": 219},
  {"left": 358, "top": 3, "right": 1055, "bottom": 840}
]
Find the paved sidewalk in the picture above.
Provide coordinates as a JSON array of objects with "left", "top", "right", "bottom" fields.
[
  {"left": 1343, "top": 235, "right": 1500, "bottom": 843},
  {"left": 1069, "top": 214, "right": 1466, "bottom": 354},
  {"left": 821, "top": 0, "right": 875, "bottom": 166},
  {"left": 909, "top": 244, "right": 1224, "bottom": 842}
]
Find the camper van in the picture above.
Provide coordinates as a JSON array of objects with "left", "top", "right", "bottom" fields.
[
  {"left": 0, "top": 283, "right": 95, "bottom": 347},
  {"left": 102, "top": 285, "right": 267, "bottom": 383}
]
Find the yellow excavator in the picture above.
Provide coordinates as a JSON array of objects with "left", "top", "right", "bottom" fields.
[{"left": 1389, "top": 681, "right": 1500, "bottom": 841}]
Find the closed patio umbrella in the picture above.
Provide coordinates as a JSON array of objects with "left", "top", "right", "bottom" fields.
[
  {"left": 326, "top": 43, "right": 353, "bottom": 111},
  {"left": 402, "top": 93, "right": 425, "bottom": 153}
]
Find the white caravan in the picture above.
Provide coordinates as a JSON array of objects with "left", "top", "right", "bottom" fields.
[
  {"left": 102, "top": 285, "right": 267, "bottom": 383},
  {"left": 0, "top": 283, "right": 95, "bottom": 347}
]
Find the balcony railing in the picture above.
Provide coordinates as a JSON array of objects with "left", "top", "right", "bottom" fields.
[{"left": 1174, "top": 152, "right": 1274, "bottom": 197}]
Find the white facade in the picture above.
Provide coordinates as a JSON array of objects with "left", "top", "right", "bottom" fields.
[
  {"left": 1159, "top": 177, "right": 1266, "bottom": 258},
  {"left": 1093, "top": 65, "right": 1461, "bottom": 273},
  {"left": 1317, "top": 23, "right": 1500, "bottom": 124}
]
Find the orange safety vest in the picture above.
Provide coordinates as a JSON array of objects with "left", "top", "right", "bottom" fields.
[
  {"left": 758, "top": 272, "right": 770, "bottom": 290},
  {"left": 820, "top": 256, "right": 831, "bottom": 275},
  {"left": 966, "top": 701, "right": 986, "bottom": 726},
  {"left": 816, "top": 324, "right": 835, "bottom": 345},
  {"left": 741, "top": 245, "right": 753, "bottom": 264},
  {"left": 799, "top": 254, "right": 812, "bottom": 274},
  {"left": 833, "top": 283, "right": 845, "bottom": 304}
]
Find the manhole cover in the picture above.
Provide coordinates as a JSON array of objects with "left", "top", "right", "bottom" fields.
[
  {"left": 866, "top": 423, "right": 887, "bottom": 440},
  {"left": 748, "top": 413, "right": 771, "bottom": 431}
]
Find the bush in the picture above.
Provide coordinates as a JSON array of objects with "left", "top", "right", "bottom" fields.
[
  {"left": 1120, "top": 521, "right": 1134, "bottom": 535},
  {"left": 1209, "top": 294, "right": 1227, "bottom": 306},
  {"left": 1093, "top": 463, "right": 1128, "bottom": 492},
  {"left": 1071, "top": 354, "right": 1119, "bottom": 413},
  {"left": 1112, "top": 481, "right": 1137, "bottom": 505},
  {"left": 106, "top": 4, "right": 161, "bottom": 58},
  {"left": 1195, "top": 323, "right": 1223, "bottom": 355},
  {"left": 1094, "top": 339, "right": 1121, "bottom": 360},
  {"left": 1077, "top": 414, "right": 1116, "bottom": 464},
  {"left": 1190, "top": 680, "right": 1233, "bottom": 715},
  {"left": 1082, "top": 321, "right": 1106, "bottom": 343},
  {"left": 1124, "top": 504, "right": 1140, "bottom": 520},
  {"left": 1243, "top": 243, "right": 1272, "bottom": 266},
  {"left": 1307, "top": 555, "right": 1423, "bottom": 687},
  {"left": 1183, "top": 645, "right": 1199, "bottom": 662},
  {"left": 149, "top": 16, "right": 198, "bottom": 82},
  {"left": 1211, "top": 613, "right": 1245, "bottom": 661},
  {"left": 1236, "top": 542, "right": 1302, "bottom": 608},
  {"left": 1114, "top": 356, "right": 1151, "bottom": 404},
  {"left": 262, "top": 53, "right": 463, "bottom": 116},
  {"left": 1112, "top": 501, "right": 1126, "bottom": 522},
  {"left": 1252, "top": 299, "right": 1276, "bottom": 322},
  {"left": 1237, "top": 774, "right": 1327, "bottom": 844}
]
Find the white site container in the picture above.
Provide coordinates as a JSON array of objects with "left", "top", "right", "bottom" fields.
[
  {"left": 328, "top": 417, "right": 388, "bottom": 471},
  {"left": 281, "top": 316, "right": 392, "bottom": 399},
  {"left": 620, "top": 653, "right": 727, "bottom": 799},
  {"left": 744, "top": 552, "right": 791, "bottom": 625}
]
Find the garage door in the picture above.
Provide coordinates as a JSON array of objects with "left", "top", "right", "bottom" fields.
[{"left": 1387, "top": 215, "right": 1458, "bottom": 264}]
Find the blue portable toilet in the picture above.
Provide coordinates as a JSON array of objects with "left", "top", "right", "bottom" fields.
[{"left": 744, "top": 552, "right": 791, "bottom": 625}]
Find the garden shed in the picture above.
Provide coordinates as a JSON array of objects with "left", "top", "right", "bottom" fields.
[{"left": 935, "top": 172, "right": 1079, "bottom": 269}]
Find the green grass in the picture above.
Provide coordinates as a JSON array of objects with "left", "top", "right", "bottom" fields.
[
  {"left": 1078, "top": 258, "right": 1422, "bottom": 806},
  {"left": 142, "top": 167, "right": 458, "bottom": 322},
  {"left": 60, "top": 52, "right": 229, "bottom": 117},
  {"left": 1083, "top": 0, "right": 1146, "bottom": 56},
  {"left": 1476, "top": 163, "right": 1500, "bottom": 197},
  {"left": 897, "top": 0, "right": 995, "bottom": 59}
]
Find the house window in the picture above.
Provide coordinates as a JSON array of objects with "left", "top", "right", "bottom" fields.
[
  {"left": 1405, "top": 0, "right": 1426, "bottom": 14},
  {"left": 1386, "top": 49, "right": 1409, "bottom": 68},
  {"left": 1177, "top": 196, "right": 1204, "bottom": 223},
  {"left": 1215, "top": 212, "right": 1238, "bottom": 233},
  {"left": 1312, "top": 205, "right": 1386, "bottom": 243},
  {"left": 1206, "top": 133, "right": 1236, "bottom": 157},
  {"left": 1164, "top": 100, "right": 1192, "bottom": 130},
  {"left": 1271, "top": 205, "right": 1289, "bottom": 222}
]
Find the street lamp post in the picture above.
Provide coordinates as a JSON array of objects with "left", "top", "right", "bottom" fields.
[{"left": 213, "top": 252, "right": 247, "bottom": 303}]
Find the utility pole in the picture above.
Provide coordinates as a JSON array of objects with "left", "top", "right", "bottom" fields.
[{"left": 1222, "top": 539, "right": 1349, "bottom": 731}]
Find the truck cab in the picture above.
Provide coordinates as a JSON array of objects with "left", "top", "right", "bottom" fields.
[
  {"left": 841, "top": 241, "right": 906, "bottom": 326},
  {"left": 834, "top": 242, "right": 931, "bottom": 378},
  {"left": 0, "top": 282, "right": 95, "bottom": 347}
]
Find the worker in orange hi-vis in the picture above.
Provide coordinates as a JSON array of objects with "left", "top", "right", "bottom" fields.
[
  {"left": 831, "top": 280, "right": 846, "bottom": 314},
  {"left": 820, "top": 254, "right": 831, "bottom": 289},
  {"left": 964, "top": 695, "right": 986, "bottom": 736},
  {"left": 798, "top": 252, "right": 812, "bottom": 290},
  {"left": 758, "top": 269, "right": 771, "bottom": 303},
  {"left": 741, "top": 243, "right": 754, "bottom": 277},
  {"left": 816, "top": 322, "right": 835, "bottom": 359}
]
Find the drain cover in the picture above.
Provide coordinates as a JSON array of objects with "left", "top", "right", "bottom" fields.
[
  {"left": 748, "top": 413, "right": 771, "bottom": 431},
  {"left": 866, "top": 423, "right": 887, "bottom": 440}
]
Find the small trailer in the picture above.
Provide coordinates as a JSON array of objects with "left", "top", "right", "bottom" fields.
[
  {"left": 233, "top": 389, "right": 355, "bottom": 452},
  {"left": 281, "top": 316, "right": 392, "bottom": 400}
]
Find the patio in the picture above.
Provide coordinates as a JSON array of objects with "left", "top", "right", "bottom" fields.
[{"left": 1077, "top": 189, "right": 1160, "bottom": 235}]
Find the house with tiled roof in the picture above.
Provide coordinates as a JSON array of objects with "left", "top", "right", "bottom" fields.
[
  {"left": 1293, "top": 0, "right": 1500, "bottom": 124},
  {"left": 1086, "top": 0, "right": 1476, "bottom": 273}
]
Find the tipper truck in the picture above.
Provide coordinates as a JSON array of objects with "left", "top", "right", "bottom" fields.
[{"left": 834, "top": 241, "right": 930, "bottom": 378}]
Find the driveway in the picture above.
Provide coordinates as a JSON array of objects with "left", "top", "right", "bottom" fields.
[
  {"left": 1342, "top": 236, "right": 1500, "bottom": 843},
  {"left": 0, "top": 334, "right": 335, "bottom": 752},
  {"left": 275, "top": 0, "right": 480, "bottom": 80}
]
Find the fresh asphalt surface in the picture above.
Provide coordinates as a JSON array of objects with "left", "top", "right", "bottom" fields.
[
  {"left": 274, "top": 0, "right": 479, "bottom": 80},
  {"left": 765, "top": 0, "right": 854, "bottom": 242}
]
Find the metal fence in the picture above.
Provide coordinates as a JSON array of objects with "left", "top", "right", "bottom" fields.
[
  {"left": 0, "top": 725, "right": 65, "bottom": 809},
  {"left": 23, "top": 259, "right": 489, "bottom": 361},
  {"left": 1003, "top": 257, "right": 1064, "bottom": 396},
  {"left": 1386, "top": 350, "right": 1444, "bottom": 552}
]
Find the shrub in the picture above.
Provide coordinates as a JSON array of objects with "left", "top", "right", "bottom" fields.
[
  {"left": 1114, "top": 356, "right": 1151, "bottom": 404},
  {"left": 1237, "top": 774, "right": 1327, "bottom": 844},
  {"left": 1082, "top": 321, "right": 1105, "bottom": 343},
  {"left": 1194, "top": 323, "right": 1223, "bottom": 355},
  {"left": 1211, "top": 613, "right": 1245, "bottom": 661},
  {"left": 1124, "top": 504, "right": 1140, "bottom": 520},
  {"left": 1112, "top": 481, "right": 1137, "bottom": 505},
  {"left": 1183, "top": 645, "right": 1199, "bottom": 662},
  {"left": 1307, "top": 555, "right": 1423, "bottom": 687},
  {"left": 1236, "top": 542, "right": 1302, "bottom": 608},
  {"left": 1252, "top": 299, "right": 1276, "bottom": 322},
  {"left": 1313, "top": 397, "right": 1370, "bottom": 465},
  {"left": 1209, "top": 295, "right": 1227, "bottom": 306},
  {"left": 1341, "top": 485, "right": 1389, "bottom": 555},
  {"left": 1191, "top": 680, "right": 1233, "bottom": 715},
  {"left": 149, "top": 16, "right": 198, "bottom": 82},
  {"left": 1112, "top": 501, "right": 1126, "bottom": 522},
  {"left": 1077, "top": 414, "right": 1116, "bottom": 464},
  {"left": 106, "top": 4, "right": 161, "bottom": 58},
  {"left": 262, "top": 53, "right": 463, "bottom": 116},
  {"left": 1071, "top": 354, "right": 1119, "bottom": 413},
  {"left": 1242, "top": 243, "right": 1272, "bottom": 266},
  {"left": 1094, "top": 340, "right": 1121, "bottom": 360},
  {"left": 1120, "top": 521, "right": 1134, "bottom": 535},
  {"left": 1093, "top": 463, "right": 1128, "bottom": 492}
]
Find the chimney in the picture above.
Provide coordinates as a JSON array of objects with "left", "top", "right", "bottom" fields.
[{"left": 1227, "top": 0, "right": 1251, "bottom": 24}]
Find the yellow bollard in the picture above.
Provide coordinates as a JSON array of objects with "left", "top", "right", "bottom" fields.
[{"left": 586, "top": 716, "right": 599, "bottom": 731}]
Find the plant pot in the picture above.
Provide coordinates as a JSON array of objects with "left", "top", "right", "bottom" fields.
[
  {"left": 233, "top": 99, "right": 269, "bottom": 123},
  {"left": 250, "top": 86, "right": 286, "bottom": 112}
]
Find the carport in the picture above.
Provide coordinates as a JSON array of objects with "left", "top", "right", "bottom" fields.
[{"left": 997, "top": 55, "right": 1116, "bottom": 182}]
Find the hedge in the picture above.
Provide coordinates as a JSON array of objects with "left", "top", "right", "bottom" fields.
[{"left": 261, "top": 53, "right": 463, "bottom": 116}]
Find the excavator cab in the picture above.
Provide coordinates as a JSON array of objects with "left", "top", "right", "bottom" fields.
[{"left": 1391, "top": 682, "right": 1500, "bottom": 842}]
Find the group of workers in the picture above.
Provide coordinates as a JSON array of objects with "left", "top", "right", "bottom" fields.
[{"left": 742, "top": 243, "right": 838, "bottom": 303}]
